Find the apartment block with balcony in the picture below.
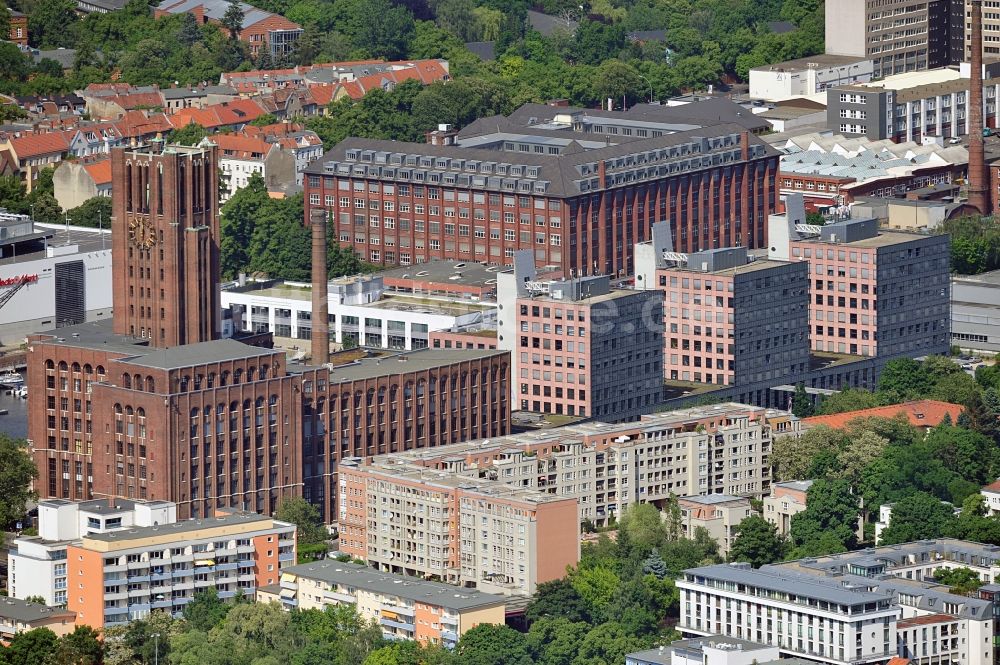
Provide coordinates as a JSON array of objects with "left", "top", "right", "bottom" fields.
[
  {"left": 64, "top": 510, "right": 295, "bottom": 628},
  {"left": 259, "top": 560, "right": 505, "bottom": 646},
  {"left": 337, "top": 459, "right": 578, "bottom": 596},
  {"left": 347, "top": 402, "right": 796, "bottom": 531},
  {"left": 9, "top": 498, "right": 177, "bottom": 607}
]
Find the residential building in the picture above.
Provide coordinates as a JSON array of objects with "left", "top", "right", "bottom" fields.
[
  {"left": 74, "top": 0, "right": 126, "bottom": 14},
  {"left": 769, "top": 204, "right": 952, "bottom": 359},
  {"left": 678, "top": 563, "right": 900, "bottom": 664},
  {"left": 775, "top": 133, "right": 965, "bottom": 208},
  {"left": 9, "top": 10, "right": 27, "bottom": 46},
  {"left": 0, "top": 215, "right": 112, "bottom": 346},
  {"left": 244, "top": 123, "right": 323, "bottom": 185},
  {"left": 257, "top": 559, "right": 505, "bottom": 646},
  {"left": 627, "top": 637, "right": 807, "bottom": 665},
  {"left": 168, "top": 98, "right": 270, "bottom": 132},
  {"left": 67, "top": 510, "right": 295, "bottom": 628},
  {"left": 9, "top": 498, "right": 178, "bottom": 606},
  {"left": 221, "top": 274, "right": 496, "bottom": 350},
  {"left": 635, "top": 222, "right": 810, "bottom": 387},
  {"left": 213, "top": 134, "right": 296, "bottom": 203},
  {"left": 338, "top": 459, "right": 579, "bottom": 596},
  {"left": 802, "top": 400, "right": 964, "bottom": 433},
  {"left": 825, "top": 0, "right": 938, "bottom": 78},
  {"left": 749, "top": 55, "right": 873, "bottom": 102},
  {"left": 952, "top": 270, "right": 1000, "bottom": 353},
  {"left": 0, "top": 131, "right": 71, "bottom": 191},
  {"left": 154, "top": 0, "right": 302, "bottom": 57},
  {"left": 678, "top": 495, "right": 752, "bottom": 556},
  {"left": 303, "top": 101, "right": 780, "bottom": 275},
  {"left": 0, "top": 598, "right": 76, "bottom": 644},
  {"left": 763, "top": 479, "right": 813, "bottom": 537},
  {"left": 981, "top": 479, "right": 1000, "bottom": 515},
  {"left": 497, "top": 254, "right": 664, "bottom": 421},
  {"left": 350, "top": 402, "right": 796, "bottom": 529},
  {"left": 27, "top": 140, "right": 511, "bottom": 525},
  {"left": 680, "top": 539, "right": 1000, "bottom": 665},
  {"left": 160, "top": 85, "right": 238, "bottom": 112},
  {"left": 53, "top": 159, "right": 113, "bottom": 210},
  {"left": 826, "top": 65, "right": 1000, "bottom": 142}
]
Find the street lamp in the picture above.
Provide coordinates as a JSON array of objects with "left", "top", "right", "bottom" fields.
[
  {"left": 637, "top": 75, "right": 654, "bottom": 104},
  {"left": 152, "top": 632, "right": 159, "bottom": 665}
]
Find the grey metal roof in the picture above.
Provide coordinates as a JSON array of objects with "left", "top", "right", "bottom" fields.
[
  {"left": 378, "top": 259, "right": 501, "bottom": 289},
  {"left": 0, "top": 597, "right": 76, "bottom": 624},
  {"left": 115, "top": 338, "right": 281, "bottom": 370},
  {"left": 283, "top": 560, "right": 505, "bottom": 610},
  {"left": 685, "top": 563, "right": 894, "bottom": 606},
  {"left": 293, "top": 348, "right": 506, "bottom": 383},
  {"left": 84, "top": 511, "right": 286, "bottom": 543},
  {"left": 774, "top": 479, "right": 814, "bottom": 492},
  {"left": 155, "top": 0, "right": 290, "bottom": 29},
  {"left": 680, "top": 494, "right": 746, "bottom": 505}
]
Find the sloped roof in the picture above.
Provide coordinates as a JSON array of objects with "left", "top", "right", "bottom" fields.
[
  {"left": 802, "top": 399, "right": 964, "bottom": 430},
  {"left": 115, "top": 110, "right": 173, "bottom": 139},
  {"left": 155, "top": 0, "right": 299, "bottom": 30},
  {"left": 6, "top": 131, "right": 71, "bottom": 159},
  {"left": 83, "top": 159, "right": 113, "bottom": 185},
  {"left": 210, "top": 133, "right": 273, "bottom": 160}
]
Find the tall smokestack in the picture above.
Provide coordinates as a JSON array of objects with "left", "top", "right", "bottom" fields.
[
  {"left": 968, "top": 0, "right": 989, "bottom": 214},
  {"left": 310, "top": 208, "right": 330, "bottom": 365}
]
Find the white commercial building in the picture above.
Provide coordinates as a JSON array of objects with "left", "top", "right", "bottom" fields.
[
  {"left": 749, "top": 55, "right": 873, "bottom": 101},
  {"left": 0, "top": 215, "right": 112, "bottom": 345},
  {"left": 8, "top": 498, "right": 176, "bottom": 606},
  {"left": 680, "top": 539, "right": 1000, "bottom": 665},
  {"left": 221, "top": 274, "right": 496, "bottom": 350}
]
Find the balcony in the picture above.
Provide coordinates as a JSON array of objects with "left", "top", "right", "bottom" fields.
[
  {"left": 441, "top": 629, "right": 458, "bottom": 642},
  {"left": 325, "top": 590, "right": 356, "bottom": 604},
  {"left": 278, "top": 553, "right": 294, "bottom": 563},
  {"left": 381, "top": 603, "right": 415, "bottom": 617},
  {"left": 151, "top": 598, "right": 173, "bottom": 609},
  {"left": 380, "top": 618, "right": 415, "bottom": 632},
  {"left": 217, "top": 562, "right": 239, "bottom": 572}
]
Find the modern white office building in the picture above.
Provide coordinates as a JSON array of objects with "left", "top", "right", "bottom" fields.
[{"left": 221, "top": 274, "right": 496, "bottom": 350}]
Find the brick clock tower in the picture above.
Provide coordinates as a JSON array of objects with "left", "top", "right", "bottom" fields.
[{"left": 111, "top": 140, "right": 221, "bottom": 347}]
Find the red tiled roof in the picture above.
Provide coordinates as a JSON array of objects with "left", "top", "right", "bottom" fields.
[
  {"left": 83, "top": 159, "right": 112, "bottom": 185},
  {"left": 108, "top": 92, "right": 165, "bottom": 110},
  {"left": 210, "top": 133, "right": 272, "bottom": 160},
  {"left": 887, "top": 658, "right": 911, "bottom": 665},
  {"left": 802, "top": 400, "right": 964, "bottom": 431},
  {"left": 171, "top": 98, "right": 267, "bottom": 129},
  {"left": 308, "top": 84, "right": 338, "bottom": 106},
  {"left": 116, "top": 111, "right": 173, "bottom": 139},
  {"left": 6, "top": 131, "right": 70, "bottom": 159},
  {"left": 983, "top": 479, "right": 1000, "bottom": 493}
]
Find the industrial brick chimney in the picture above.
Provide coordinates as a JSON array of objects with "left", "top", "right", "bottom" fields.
[
  {"left": 310, "top": 208, "right": 330, "bottom": 365},
  {"left": 968, "top": 0, "right": 990, "bottom": 214}
]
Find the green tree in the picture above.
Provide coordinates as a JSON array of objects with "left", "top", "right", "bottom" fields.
[
  {"left": 275, "top": 496, "right": 328, "bottom": 562},
  {"left": 771, "top": 425, "right": 847, "bottom": 481},
  {"left": 570, "top": 565, "right": 620, "bottom": 615},
  {"left": 817, "top": 388, "right": 885, "bottom": 415},
  {"left": 182, "top": 587, "right": 231, "bottom": 632},
  {"left": 526, "top": 617, "right": 587, "bottom": 665},
  {"left": 22, "top": 595, "right": 47, "bottom": 605},
  {"left": 3, "top": 628, "right": 59, "bottom": 665},
  {"left": 0, "top": 434, "right": 37, "bottom": 529},
  {"left": 221, "top": 0, "right": 245, "bottom": 40},
  {"left": 591, "top": 59, "right": 640, "bottom": 108},
  {"left": 933, "top": 566, "right": 984, "bottom": 595},
  {"left": 524, "top": 578, "right": 590, "bottom": 625},
  {"left": 877, "top": 357, "right": 932, "bottom": 401},
  {"left": 65, "top": 197, "right": 112, "bottom": 229},
  {"left": 168, "top": 122, "right": 209, "bottom": 146},
  {"left": 353, "top": 0, "right": 415, "bottom": 60},
  {"left": 790, "top": 382, "right": 814, "bottom": 418},
  {"left": 29, "top": 0, "right": 79, "bottom": 48},
  {"left": 48, "top": 625, "right": 103, "bottom": 665},
  {"left": 616, "top": 502, "right": 668, "bottom": 554},
  {"left": 572, "top": 621, "right": 650, "bottom": 665},
  {"left": 879, "top": 492, "right": 956, "bottom": 545},
  {"left": 789, "top": 478, "right": 859, "bottom": 557},
  {"left": 728, "top": 515, "right": 786, "bottom": 568},
  {"left": 641, "top": 549, "right": 668, "bottom": 579},
  {"left": 455, "top": 624, "right": 532, "bottom": 665}
]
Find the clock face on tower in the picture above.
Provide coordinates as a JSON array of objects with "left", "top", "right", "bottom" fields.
[{"left": 128, "top": 218, "right": 156, "bottom": 250}]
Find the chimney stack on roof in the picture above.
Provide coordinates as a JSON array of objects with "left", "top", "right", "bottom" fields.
[
  {"left": 310, "top": 207, "right": 330, "bottom": 365},
  {"left": 968, "top": 0, "right": 990, "bottom": 214}
]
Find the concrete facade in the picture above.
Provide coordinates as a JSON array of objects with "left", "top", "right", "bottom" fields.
[
  {"left": 749, "top": 55, "right": 873, "bottom": 101},
  {"left": 952, "top": 271, "right": 1000, "bottom": 353},
  {"left": 825, "top": 0, "right": 937, "bottom": 78},
  {"left": 678, "top": 494, "right": 752, "bottom": 557},
  {"left": 763, "top": 479, "right": 812, "bottom": 537}
]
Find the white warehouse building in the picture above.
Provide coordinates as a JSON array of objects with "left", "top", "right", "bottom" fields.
[
  {"left": 221, "top": 274, "right": 496, "bottom": 350},
  {"left": 0, "top": 214, "right": 112, "bottom": 345}
]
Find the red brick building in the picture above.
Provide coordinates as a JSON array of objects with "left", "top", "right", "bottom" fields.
[
  {"left": 27, "top": 141, "right": 510, "bottom": 524},
  {"left": 304, "top": 104, "right": 779, "bottom": 277},
  {"left": 9, "top": 10, "right": 27, "bottom": 46},
  {"left": 154, "top": 0, "right": 302, "bottom": 58}
]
